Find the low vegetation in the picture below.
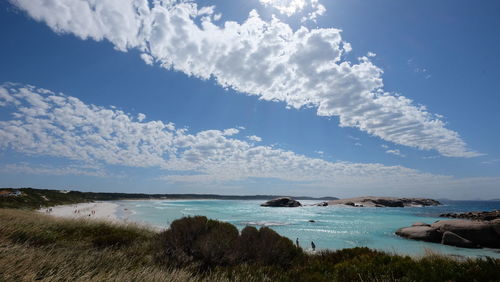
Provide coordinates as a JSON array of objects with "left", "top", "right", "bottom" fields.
[
  {"left": 1, "top": 209, "right": 499, "bottom": 281},
  {"left": 0, "top": 187, "right": 336, "bottom": 210},
  {"left": 0, "top": 188, "right": 92, "bottom": 209}
]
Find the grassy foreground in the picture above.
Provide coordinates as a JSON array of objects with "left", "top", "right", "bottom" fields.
[{"left": 0, "top": 209, "right": 499, "bottom": 281}]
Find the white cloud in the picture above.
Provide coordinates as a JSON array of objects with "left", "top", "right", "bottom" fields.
[
  {"left": 247, "top": 135, "right": 262, "bottom": 142},
  {"left": 137, "top": 113, "right": 146, "bottom": 122},
  {"left": 8, "top": 0, "right": 479, "bottom": 158},
  {"left": 301, "top": 1, "right": 326, "bottom": 23},
  {"left": 0, "top": 83, "right": 497, "bottom": 198},
  {"left": 140, "top": 53, "right": 154, "bottom": 65},
  {"left": 0, "top": 83, "right": 446, "bottom": 186},
  {"left": 0, "top": 163, "right": 109, "bottom": 177},
  {"left": 260, "top": 0, "right": 305, "bottom": 16},
  {"left": 258, "top": 0, "right": 326, "bottom": 22},
  {"left": 421, "top": 155, "right": 439, "bottom": 160},
  {"left": 385, "top": 149, "right": 405, "bottom": 157}
]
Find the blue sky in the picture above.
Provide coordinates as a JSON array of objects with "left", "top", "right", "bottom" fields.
[{"left": 0, "top": 0, "right": 499, "bottom": 199}]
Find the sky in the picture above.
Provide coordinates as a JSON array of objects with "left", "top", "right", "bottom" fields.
[{"left": 0, "top": 0, "right": 499, "bottom": 199}]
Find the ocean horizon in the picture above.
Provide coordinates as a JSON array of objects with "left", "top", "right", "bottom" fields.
[{"left": 114, "top": 199, "right": 500, "bottom": 259}]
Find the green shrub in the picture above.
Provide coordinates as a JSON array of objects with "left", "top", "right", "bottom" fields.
[
  {"left": 156, "top": 216, "right": 302, "bottom": 268},
  {"left": 156, "top": 216, "right": 239, "bottom": 266}
]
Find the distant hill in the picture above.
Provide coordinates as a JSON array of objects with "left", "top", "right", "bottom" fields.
[{"left": 0, "top": 187, "right": 337, "bottom": 209}]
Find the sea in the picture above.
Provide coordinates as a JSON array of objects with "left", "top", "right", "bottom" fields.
[{"left": 115, "top": 199, "right": 500, "bottom": 258}]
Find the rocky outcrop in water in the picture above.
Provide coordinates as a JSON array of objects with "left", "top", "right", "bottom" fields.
[
  {"left": 440, "top": 210, "right": 500, "bottom": 221},
  {"left": 396, "top": 219, "right": 500, "bottom": 249},
  {"left": 260, "top": 197, "right": 302, "bottom": 207},
  {"left": 326, "top": 197, "right": 441, "bottom": 208}
]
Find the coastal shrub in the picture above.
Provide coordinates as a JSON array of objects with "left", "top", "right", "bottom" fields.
[
  {"left": 195, "top": 219, "right": 239, "bottom": 266},
  {"left": 156, "top": 217, "right": 302, "bottom": 268},
  {"left": 230, "top": 226, "right": 303, "bottom": 267},
  {"left": 251, "top": 226, "right": 302, "bottom": 266},
  {"left": 157, "top": 216, "right": 239, "bottom": 266},
  {"left": 232, "top": 226, "right": 260, "bottom": 262}
]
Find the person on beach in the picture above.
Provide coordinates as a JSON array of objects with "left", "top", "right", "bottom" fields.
[
  {"left": 296, "top": 238, "right": 300, "bottom": 247},
  {"left": 311, "top": 241, "right": 316, "bottom": 251}
]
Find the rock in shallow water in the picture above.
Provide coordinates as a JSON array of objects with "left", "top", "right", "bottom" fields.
[
  {"left": 440, "top": 210, "right": 500, "bottom": 221},
  {"left": 326, "top": 197, "right": 441, "bottom": 207},
  {"left": 431, "top": 219, "right": 500, "bottom": 248},
  {"left": 396, "top": 219, "right": 500, "bottom": 249},
  {"left": 395, "top": 226, "right": 441, "bottom": 243},
  {"left": 412, "top": 222, "right": 431, "bottom": 227},
  {"left": 441, "top": 231, "right": 479, "bottom": 248},
  {"left": 260, "top": 197, "right": 302, "bottom": 207}
]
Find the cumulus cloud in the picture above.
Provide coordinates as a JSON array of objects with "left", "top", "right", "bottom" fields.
[
  {"left": 247, "top": 135, "right": 262, "bottom": 142},
  {"left": 7, "top": 0, "right": 479, "bottom": 158},
  {"left": 261, "top": 0, "right": 307, "bottom": 16},
  {"left": 259, "top": 0, "right": 325, "bottom": 22}
]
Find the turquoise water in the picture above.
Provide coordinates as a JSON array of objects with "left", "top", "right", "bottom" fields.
[{"left": 117, "top": 199, "right": 500, "bottom": 258}]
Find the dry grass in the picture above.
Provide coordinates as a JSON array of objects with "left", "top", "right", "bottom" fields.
[
  {"left": 0, "top": 243, "right": 195, "bottom": 281},
  {"left": 0, "top": 209, "right": 225, "bottom": 281}
]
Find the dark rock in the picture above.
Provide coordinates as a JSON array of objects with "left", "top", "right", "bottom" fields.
[
  {"left": 412, "top": 222, "right": 431, "bottom": 227},
  {"left": 315, "top": 202, "right": 328, "bottom": 207},
  {"left": 367, "top": 198, "right": 404, "bottom": 207},
  {"left": 328, "top": 197, "right": 441, "bottom": 208},
  {"left": 439, "top": 210, "right": 500, "bottom": 221},
  {"left": 400, "top": 198, "right": 441, "bottom": 207},
  {"left": 260, "top": 197, "right": 302, "bottom": 207},
  {"left": 492, "top": 219, "right": 500, "bottom": 235},
  {"left": 395, "top": 226, "right": 441, "bottom": 243},
  {"left": 308, "top": 220, "right": 315, "bottom": 223},
  {"left": 441, "top": 231, "right": 479, "bottom": 248}
]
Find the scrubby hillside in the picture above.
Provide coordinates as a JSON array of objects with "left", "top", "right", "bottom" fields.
[{"left": 0, "top": 188, "right": 92, "bottom": 209}]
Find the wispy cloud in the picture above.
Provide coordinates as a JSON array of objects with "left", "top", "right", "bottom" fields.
[
  {"left": 8, "top": 0, "right": 479, "bottom": 157},
  {"left": 482, "top": 158, "right": 500, "bottom": 165},
  {"left": 0, "top": 163, "right": 109, "bottom": 177},
  {"left": 385, "top": 149, "right": 406, "bottom": 158},
  {"left": 0, "top": 83, "right": 498, "bottom": 197},
  {"left": 0, "top": 83, "right": 451, "bottom": 186}
]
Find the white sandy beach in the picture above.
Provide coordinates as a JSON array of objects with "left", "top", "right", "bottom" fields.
[{"left": 39, "top": 201, "right": 120, "bottom": 221}]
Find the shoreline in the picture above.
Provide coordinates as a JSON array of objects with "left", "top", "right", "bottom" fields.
[
  {"left": 39, "top": 201, "right": 164, "bottom": 231},
  {"left": 39, "top": 201, "right": 120, "bottom": 222}
]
